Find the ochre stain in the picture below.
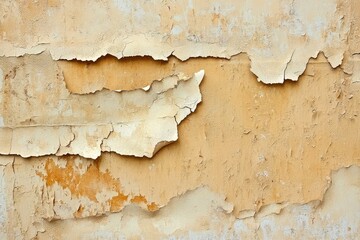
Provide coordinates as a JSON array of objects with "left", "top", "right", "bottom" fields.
[
  {"left": 73, "top": 204, "right": 84, "bottom": 218},
  {"left": 131, "top": 195, "right": 159, "bottom": 212},
  {"left": 212, "top": 13, "right": 220, "bottom": 23},
  {"left": 110, "top": 194, "right": 128, "bottom": 212},
  {"left": 37, "top": 157, "right": 160, "bottom": 216},
  {"left": 211, "top": 13, "right": 228, "bottom": 27},
  {"left": 38, "top": 157, "right": 128, "bottom": 212},
  {"left": 147, "top": 202, "right": 159, "bottom": 212},
  {"left": 131, "top": 195, "right": 147, "bottom": 204}
]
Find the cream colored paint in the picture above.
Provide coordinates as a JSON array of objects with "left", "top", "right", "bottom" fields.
[
  {"left": 0, "top": 53, "right": 204, "bottom": 158},
  {"left": 0, "top": 54, "right": 359, "bottom": 238},
  {"left": 1, "top": 163, "right": 358, "bottom": 239},
  {"left": 0, "top": 0, "right": 359, "bottom": 239},
  {"left": 0, "top": 0, "right": 351, "bottom": 83}
]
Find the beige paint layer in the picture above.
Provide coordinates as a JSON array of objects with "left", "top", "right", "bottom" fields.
[
  {"left": 0, "top": 53, "right": 204, "bottom": 158},
  {"left": 1, "top": 157, "right": 358, "bottom": 239},
  {"left": 0, "top": 54, "right": 358, "bottom": 238},
  {"left": 37, "top": 166, "right": 360, "bottom": 239},
  {"left": 0, "top": 52, "right": 359, "bottom": 239},
  {"left": 0, "top": 0, "right": 359, "bottom": 238},
  {"left": 0, "top": 0, "right": 352, "bottom": 83}
]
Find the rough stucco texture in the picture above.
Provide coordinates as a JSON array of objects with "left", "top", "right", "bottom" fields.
[{"left": 0, "top": 0, "right": 360, "bottom": 239}]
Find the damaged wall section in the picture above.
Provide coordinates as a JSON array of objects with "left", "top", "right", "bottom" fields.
[
  {"left": 0, "top": 53, "right": 204, "bottom": 159},
  {"left": 0, "top": 0, "right": 359, "bottom": 239},
  {"left": 37, "top": 165, "right": 360, "bottom": 239},
  {"left": 0, "top": 0, "right": 352, "bottom": 83},
  {"left": 0, "top": 52, "right": 359, "bottom": 238}
]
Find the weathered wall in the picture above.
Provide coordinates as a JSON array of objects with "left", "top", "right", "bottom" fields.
[{"left": 0, "top": 0, "right": 359, "bottom": 239}]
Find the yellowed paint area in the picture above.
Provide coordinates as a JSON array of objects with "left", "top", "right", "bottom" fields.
[
  {"left": 0, "top": 0, "right": 351, "bottom": 83},
  {"left": 4, "top": 53, "right": 357, "bottom": 219},
  {"left": 74, "top": 53, "right": 360, "bottom": 215},
  {"left": 0, "top": 53, "right": 204, "bottom": 159},
  {"left": 37, "top": 157, "right": 159, "bottom": 216},
  {"left": 58, "top": 56, "right": 174, "bottom": 93},
  {"left": 18, "top": 166, "right": 360, "bottom": 239},
  {"left": 0, "top": 0, "right": 359, "bottom": 239}
]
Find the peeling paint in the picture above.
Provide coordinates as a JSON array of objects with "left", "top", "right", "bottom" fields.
[
  {"left": 0, "top": 54, "right": 204, "bottom": 158},
  {"left": 0, "top": 52, "right": 358, "bottom": 238},
  {"left": 0, "top": 0, "right": 359, "bottom": 238},
  {"left": 0, "top": 0, "right": 353, "bottom": 83},
  {"left": 3, "top": 165, "right": 355, "bottom": 239},
  {"left": 57, "top": 56, "right": 176, "bottom": 94}
]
